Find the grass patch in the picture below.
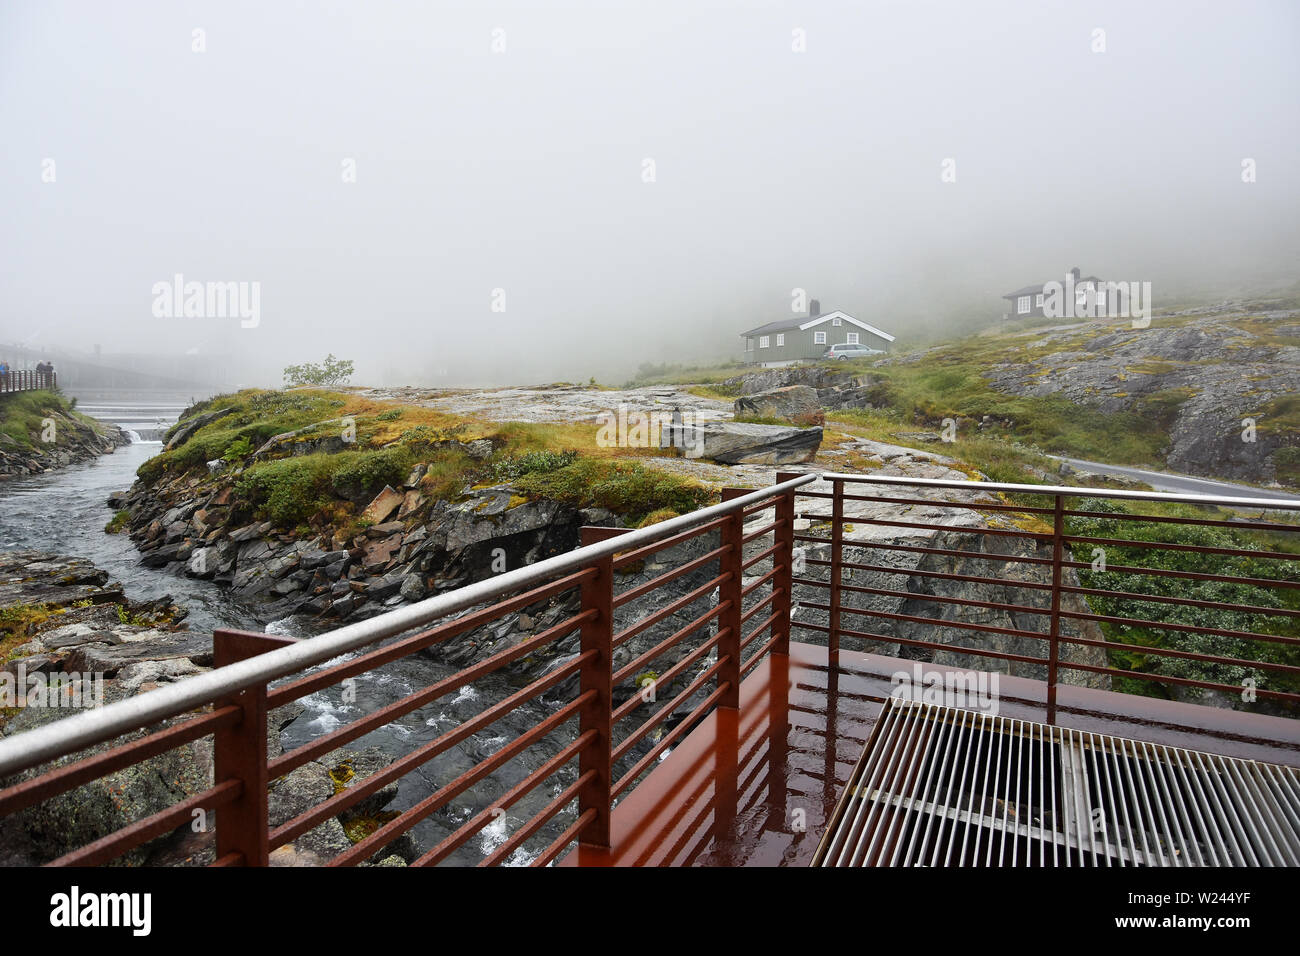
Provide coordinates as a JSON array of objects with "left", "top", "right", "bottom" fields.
[
  {"left": 511, "top": 457, "right": 715, "bottom": 524},
  {"left": 104, "top": 509, "right": 130, "bottom": 534},
  {"left": 0, "top": 390, "right": 107, "bottom": 453}
]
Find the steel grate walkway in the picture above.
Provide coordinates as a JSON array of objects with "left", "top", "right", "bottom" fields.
[{"left": 813, "top": 696, "right": 1300, "bottom": 866}]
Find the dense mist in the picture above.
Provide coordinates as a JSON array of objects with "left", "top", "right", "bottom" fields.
[{"left": 2, "top": 0, "right": 1298, "bottom": 389}]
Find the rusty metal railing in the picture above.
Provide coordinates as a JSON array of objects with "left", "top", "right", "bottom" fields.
[
  {"left": 795, "top": 473, "right": 1300, "bottom": 723},
  {"left": 0, "top": 473, "right": 813, "bottom": 866},
  {"left": 0, "top": 369, "right": 57, "bottom": 393},
  {"left": 1, "top": 468, "right": 1296, "bottom": 866}
]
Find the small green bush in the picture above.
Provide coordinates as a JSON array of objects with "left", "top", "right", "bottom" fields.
[
  {"left": 490, "top": 449, "right": 579, "bottom": 481},
  {"left": 224, "top": 436, "right": 254, "bottom": 459}
]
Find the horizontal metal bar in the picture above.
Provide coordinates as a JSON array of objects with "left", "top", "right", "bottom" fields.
[
  {"left": 1060, "top": 584, "right": 1300, "bottom": 620},
  {"left": 1063, "top": 507, "right": 1300, "bottom": 534},
  {"left": 270, "top": 656, "right": 594, "bottom": 850},
  {"left": 614, "top": 682, "right": 730, "bottom": 797},
  {"left": 267, "top": 575, "right": 593, "bottom": 708},
  {"left": 613, "top": 515, "right": 728, "bottom": 568},
  {"left": 1057, "top": 632, "right": 1300, "bottom": 674},
  {"left": 612, "top": 637, "right": 724, "bottom": 734},
  {"left": 613, "top": 574, "right": 727, "bottom": 650},
  {"left": 269, "top": 610, "right": 594, "bottom": 777},
  {"left": 613, "top": 606, "right": 723, "bottom": 690},
  {"left": 613, "top": 545, "right": 729, "bottom": 610},
  {"left": 800, "top": 599, "right": 1052, "bottom": 643},
  {"left": 819, "top": 471, "right": 1300, "bottom": 511},
  {"left": 481, "top": 772, "right": 594, "bottom": 867},
  {"left": 1064, "top": 533, "right": 1298, "bottom": 563},
  {"left": 1062, "top": 557, "right": 1300, "bottom": 590},
  {"left": 795, "top": 536, "right": 1055, "bottom": 567},
  {"left": 50, "top": 779, "right": 242, "bottom": 867},
  {"left": 0, "top": 704, "right": 240, "bottom": 817},
  {"left": 837, "top": 491, "right": 1058, "bottom": 516},
  {"left": 328, "top": 691, "right": 591, "bottom": 866},
  {"left": 414, "top": 731, "right": 595, "bottom": 867},
  {"left": 528, "top": 805, "right": 596, "bottom": 868},
  {"left": 1059, "top": 609, "right": 1300, "bottom": 648}
]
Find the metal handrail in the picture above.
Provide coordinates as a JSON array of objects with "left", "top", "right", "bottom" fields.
[
  {"left": 0, "top": 472, "right": 817, "bottom": 778},
  {"left": 819, "top": 471, "right": 1300, "bottom": 512}
]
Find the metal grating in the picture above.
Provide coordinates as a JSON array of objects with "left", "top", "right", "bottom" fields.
[{"left": 813, "top": 696, "right": 1300, "bottom": 866}]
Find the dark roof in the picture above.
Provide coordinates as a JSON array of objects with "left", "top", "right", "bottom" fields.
[
  {"left": 740, "top": 317, "right": 809, "bottom": 336},
  {"left": 1002, "top": 275, "right": 1101, "bottom": 299}
]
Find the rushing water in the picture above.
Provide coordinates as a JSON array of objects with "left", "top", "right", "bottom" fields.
[{"left": 0, "top": 401, "right": 575, "bottom": 864}]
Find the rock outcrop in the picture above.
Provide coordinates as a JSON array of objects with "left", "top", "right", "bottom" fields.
[
  {"left": 0, "top": 404, "right": 128, "bottom": 479},
  {"left": 733, "top": 385, "right": 823, "bottom": 424},
  {"left": 977, "top": 311, "right": 1300, "bottom": 486},
  {"left": 687, "top": 422, "right": 823, "bottom": 465},
  {"left": 725, "top": 365, "right": 880, "bottom": 411}
]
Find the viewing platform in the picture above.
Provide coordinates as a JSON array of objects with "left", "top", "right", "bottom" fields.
[
  {"left": 0, "top": 369, "right": 57, "bottom": 394},
  {"left": 1, "top": 472, "right": 1297, "bottom": 867}
]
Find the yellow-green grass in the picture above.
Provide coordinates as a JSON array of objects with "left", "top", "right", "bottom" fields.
[{"left": 0, "top": 390, "right": 107, "bottom": 452}]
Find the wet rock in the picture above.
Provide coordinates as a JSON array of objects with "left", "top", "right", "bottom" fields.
[
  {"left": 164, "top": 407, "right": 235, "bottom": 451},
  {"left": 688, "top": 422, "right": 822, "bottom": 465},
  {"left": 65, "top": 630, "right": 214, "bottom": 675},
  {"left": 733, "top": 385, "right": 821, "bottom": 424},
  {"left": 362, "top": 485, "right": 404, "bottom": 524}
]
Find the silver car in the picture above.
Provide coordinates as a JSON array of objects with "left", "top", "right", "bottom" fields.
[{"left": 823, "top": 343, "right": 883, "bottom": 360}]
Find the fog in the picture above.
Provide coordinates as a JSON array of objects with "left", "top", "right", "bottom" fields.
[{"left": 2, "top": 0, "right": 1298, "bottom": 389}]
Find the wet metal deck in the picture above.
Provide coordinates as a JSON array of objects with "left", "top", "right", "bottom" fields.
[{"left": 562, "top": 643, "right": 1300, "bottom": 866}]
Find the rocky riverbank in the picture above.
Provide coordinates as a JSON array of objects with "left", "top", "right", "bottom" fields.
[
  {"left": 0, "top": 391, "right": 129, "bottom": 479},
  {"left": 0, "top": 550, "right": 417, "bottom": 866}
]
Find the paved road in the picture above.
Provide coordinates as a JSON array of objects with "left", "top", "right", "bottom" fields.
[{"left": 1051, "top": 456, "right": 1300, "bottom": 504}]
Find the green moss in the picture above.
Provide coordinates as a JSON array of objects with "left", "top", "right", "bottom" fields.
[
  {"left": 235, "top": 454, "right": 341, "bottom": 527},
  {"left": 511, "top": 456, "right": 715, "bottom": 524},
  {"left": 0, "top": 389, "right": 109, "bottom": 453},
  {"left": 104, "top": 509, "right": 130, "bottom": 534}
]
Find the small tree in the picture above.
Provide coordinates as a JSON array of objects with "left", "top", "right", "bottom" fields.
[{"left": 283, "top": 354, "right": 354, "bottom": 388}]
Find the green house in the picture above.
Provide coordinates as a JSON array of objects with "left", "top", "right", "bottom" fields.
[{"left": 740, "top": 302, "right": 895, "bottom": 366}]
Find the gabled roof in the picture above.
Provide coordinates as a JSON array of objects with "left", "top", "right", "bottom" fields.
[
  {"left": 1002, "top": 276, "right": 1102, "bottom": 299},
  {"left": 741, "top": 310, "right": 895, "bottom": 343}
]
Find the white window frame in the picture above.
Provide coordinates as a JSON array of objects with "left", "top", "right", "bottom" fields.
[
  {"left": 814, "top": 330, "right": 826, "bottom": 344},
  {"left": 776, "top": 333, "right": 785, "bottom": 346},
  {"left": 1017, "top": 295, "right": 1030, "bottom": 315},
  {"left": 759, "top": 335, "right": 770, "bottom": 349},
  {"left": 1035, "top": 293, "right": 1044, "bottom": 308},
  {"left": 832, "top": 317, "right": 842, "bottom": 326},
  {"left": 846, "top": 332, "right": 859, "bottom": 345}
]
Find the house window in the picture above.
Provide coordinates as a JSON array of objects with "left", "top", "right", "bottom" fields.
[
  {"left": 846, "top": 332, "right": 859, "bottom": 345},
  {"left": 776, "top": 333, "right": 785, "bottom": 346},
  {"left": 814, "top": 330, "right": 826, "bottom": 344},
  {"left": 746, "top": 338, "right": 754, "bottom": 351},
  {"left": 1017, "top": 296, "right": 1030, "bottom": 315},
  {"left": 832, "top": 317, "right": 842, "bottom": 326},
  {"left": 759, "top": 336, "right": 770, "bottom": 348},
  {"left": 1035, "top": 293, "right": 1044, "bottom": 308}
]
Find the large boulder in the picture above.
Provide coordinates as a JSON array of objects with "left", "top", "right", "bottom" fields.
[
  {"left": 733, "top": 385, "right": 822, "bottom": 424},
  {"left": 164, "top": 407, "right": 234, "bottom": 451},
  {"left": 684, "top": 422, "right": 822, "bottom": 465}
]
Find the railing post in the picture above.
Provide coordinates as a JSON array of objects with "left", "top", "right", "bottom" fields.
[
  {"left": 212, "top": 629, "right": 294, "bottom": 866},
  {"left": 773, "top": 472, "right": 802, "bottom": 657},
  {"left": 577, "top": 527, "right": 615, "bottom": 850},
  {"left": 829, "top": 477, "right": 844, "bottom": 664},
  {"left": 718, "top": 489, "right": 747, "bottom": 710},
  {"left": 1046, "top": 495, "right": 1065, "bottom": 725}
]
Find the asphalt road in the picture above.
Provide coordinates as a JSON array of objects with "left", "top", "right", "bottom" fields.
[{"left": 1050, "top": 456, "right": 1300, "bottom": 504}]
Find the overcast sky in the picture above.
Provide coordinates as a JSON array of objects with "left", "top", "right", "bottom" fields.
[{"left": 2, "top": 0, "right": 1298, "bottom": 387}]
